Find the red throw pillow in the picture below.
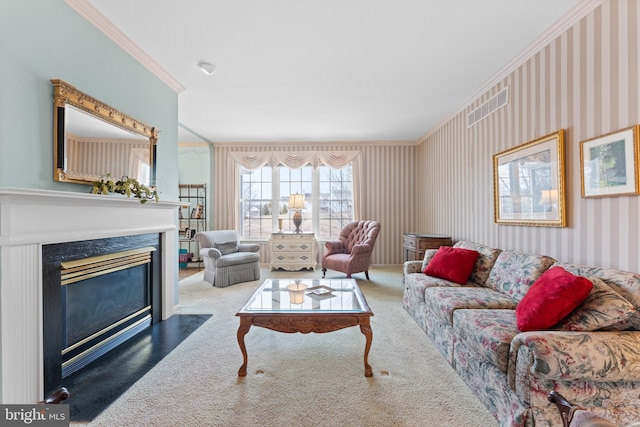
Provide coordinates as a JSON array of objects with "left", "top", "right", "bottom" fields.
[
  {"left": 424, "top": 246, "right": 479, "bottom": 285},
  {"left": 516, "top": 266, "right": 593, "bottom": 331}
]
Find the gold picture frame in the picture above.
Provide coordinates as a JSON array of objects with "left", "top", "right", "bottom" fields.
[
  {"left": 580, "top": 125, "right": 640, "bottom": 198},
  {"left": 493, "top": 130, "right": 566, "bottom": 227}
]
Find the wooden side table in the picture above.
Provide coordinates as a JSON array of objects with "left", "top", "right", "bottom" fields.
[
  {"left": 269, "top": 232, "right": 318, "bottom": 271},
  {"left": 402, "top": 232, "right": 452, "bottom": 262}
]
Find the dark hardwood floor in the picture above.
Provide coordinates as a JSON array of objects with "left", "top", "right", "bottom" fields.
[{"left": 63, "top": 314, "right": 211, "bottom": 422}]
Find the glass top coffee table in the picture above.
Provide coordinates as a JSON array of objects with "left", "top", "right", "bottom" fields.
[{"left": 236, "top": 278, "right": 374, "bottom": 377}]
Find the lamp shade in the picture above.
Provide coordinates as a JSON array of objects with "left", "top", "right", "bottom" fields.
[
  {"left": 539, "top": 189, "right": 559, "bottom": 205},
  {"left": 287, "top": 281, "right": 307, "bottom": 304},
  {"left": 287, "top": 193, "right": 306, "bottom": 210}
]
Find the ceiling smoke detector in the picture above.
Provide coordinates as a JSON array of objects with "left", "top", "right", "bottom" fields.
[{"left": 197, "top": 62, "right": 216, "bottom": 76}]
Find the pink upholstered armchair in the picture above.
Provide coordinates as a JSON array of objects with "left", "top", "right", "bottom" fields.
[{"left": 322, "top": 221, "right": 381, "bottom": 280}]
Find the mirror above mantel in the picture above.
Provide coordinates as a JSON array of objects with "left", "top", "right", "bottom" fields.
[{"left": 51, "top": 79, "right": 159, "bottom": 186}]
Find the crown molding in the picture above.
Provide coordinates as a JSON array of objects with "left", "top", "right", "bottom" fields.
[
  {"left": 211, "top": 139, "right": 420, "bottom": 148},
  {"left": 418, "top": 0, "right": 603, "bottom": 142},
  {"left": 179, "top": 142, "right": 210, "bottom": 148},
  {"left": 179, "top": 143, "right": 210, "bottom": 155},
  {"left": 64, "top": 0, "right": 185, "bottom": 94}
]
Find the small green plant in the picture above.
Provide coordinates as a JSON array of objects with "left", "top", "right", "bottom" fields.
[{"left": 91, "top": 174, "right": 159, "bottom": 203}]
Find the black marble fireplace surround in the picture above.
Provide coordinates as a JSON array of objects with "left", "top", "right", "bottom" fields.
[{"left": 42, "top": 233, "right": 162, "bottom": 397}]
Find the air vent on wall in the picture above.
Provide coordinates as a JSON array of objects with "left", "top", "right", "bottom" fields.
[{"left": 468, "top": 87, "right": 508, "bottom": 127}]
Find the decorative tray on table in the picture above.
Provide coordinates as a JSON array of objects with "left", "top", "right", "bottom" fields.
[{"left": 306, "top": 285, "right": 336, "bottom": 299}]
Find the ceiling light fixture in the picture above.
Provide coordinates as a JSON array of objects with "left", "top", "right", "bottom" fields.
[{"left": 197, "top": 62, "right": 216, "bottom": 76}]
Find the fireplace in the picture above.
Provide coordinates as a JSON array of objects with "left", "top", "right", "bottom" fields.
[
  {"left": 0, "top": 188, "right": 179, "bottom": 403},
  {"left": 42, "top": 234, "right": 161, "bottom": 395}
]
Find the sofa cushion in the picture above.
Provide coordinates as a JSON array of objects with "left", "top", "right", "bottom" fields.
[
  {"left": 424, "top": 287, "right": 517, "bottom": 327},
  {"left": 420, "top": 249, "right": 439, "bottom": 272},
  {"left": 404, "top": 273, "right": 462, "bottom": 304},
  {"left": 486, "top": 251, "right": 556, "bottom": 302},
  {"left": 452, "top": 241, "right": 502, "bottom": 286},
  {"left": 553, "top": 275, "right": 636, "bottom": 331},
  {"left": 594, "top": 268, "right": 640, "bottom": 331},
  {"left": 424, "top": 246, "right": 479, "bottom": 285},
  {"left": 453, "top": 309, "right": 519, "bottom": 373},
  {"left": 516, "top": 266, "right": 593, "bottom": 332},
  {"left": 553, "top": 261, "right": 640, "bottom": 330}
]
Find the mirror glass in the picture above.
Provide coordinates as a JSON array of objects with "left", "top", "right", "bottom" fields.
[{"left": 52, "top": 79, "right": 158, "bottom": 186}]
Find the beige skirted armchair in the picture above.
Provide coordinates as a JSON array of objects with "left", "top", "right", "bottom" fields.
[
  {"left": 322, "top": 220, "right": 380, "bottom": 280},
  {"left": 195, "top": 230, "right": 260, "bottom": 287}
]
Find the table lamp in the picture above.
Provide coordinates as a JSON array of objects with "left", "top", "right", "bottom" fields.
[
  {"left": 287, "top": 280, "right": 307, "bottom": 304},
  {"left": 539, "top": 189, "right": 559, "bottom": 211},
  {"left": 287, "top": 193, "right": 306, "bottom": 233}
]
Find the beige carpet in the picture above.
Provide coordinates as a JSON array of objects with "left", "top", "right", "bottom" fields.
[{"left": 85, "top": 267, "right": 498, "bottom": 427}]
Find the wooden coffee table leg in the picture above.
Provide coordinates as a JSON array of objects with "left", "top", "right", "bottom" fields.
[
  {"left": 360, "top": 321, "right": 373, "bottom": 377},
  {"left": 237, "top": 318, "right": 251, "bottom": 377}
]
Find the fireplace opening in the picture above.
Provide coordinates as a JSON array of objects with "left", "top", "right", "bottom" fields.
[{"left": 42, "top": 234, "right": 161, "bottom": 396}]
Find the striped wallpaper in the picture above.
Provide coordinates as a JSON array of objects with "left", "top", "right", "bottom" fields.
[
  {"left": 67, "top": 136, "right": 149, "bottom": 180},
  {"left": 209, "top": 1, "right": 640, "bottom": 271},
  {"left": 418, "top": 0, "right": 640, "bottom": 272},
  {"left": 213, "top": 142, "right": 418, "bottom": 266}
]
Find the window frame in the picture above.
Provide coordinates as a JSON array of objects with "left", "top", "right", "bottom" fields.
[{"left": 239, "top": 163, "right": 353, "bottom": 239}]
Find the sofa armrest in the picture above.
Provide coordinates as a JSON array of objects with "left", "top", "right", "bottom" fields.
[
  {"left": 509, "top": 331, "right": 640, "bottom": 388},
  {"left": 200, "top": 247, "right": 222, "bottom": 259},
  {"left": 238, "top": 243, "right": 260, "bottom": 252},
  {"left": 403, "top": 261, "right": 423, "bottom": 276},
  {"left": 403, "top": 249, "right": 440, "bottom": 277}
]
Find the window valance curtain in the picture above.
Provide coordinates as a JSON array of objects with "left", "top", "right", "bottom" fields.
[
  {"left": 223, "top": 151, "right": 363, "bottom": 230},
  {"left": 229, "top": 151, "right": 359, "bottom": 170}
]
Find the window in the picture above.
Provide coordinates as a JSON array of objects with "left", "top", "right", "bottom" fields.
[
  {"left": 318, "top": 165, "right": 353, "bottom": 237},
  {"left": 240, "top": 167, "right": 272, "bottom": 237},
  {"left": 240, "top": 164, "right": 353, "bottom": 238}
]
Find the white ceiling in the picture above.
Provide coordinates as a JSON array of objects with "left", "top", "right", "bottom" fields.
[{"left": 84, "top": 0, "right": 584, "bottom": 144}]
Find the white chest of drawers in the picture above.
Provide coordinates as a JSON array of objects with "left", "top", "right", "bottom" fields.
[{"left": 269, "top": 232, "right": 318, "bottom": 271}]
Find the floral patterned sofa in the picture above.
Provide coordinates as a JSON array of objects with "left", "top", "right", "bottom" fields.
[{"left": 403, "top": 240, "right": 640, "bottom": 427}]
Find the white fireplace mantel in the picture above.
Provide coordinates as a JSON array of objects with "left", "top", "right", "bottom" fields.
[{"left": 0, "top": 187, "right": 180, "bottom": 403}]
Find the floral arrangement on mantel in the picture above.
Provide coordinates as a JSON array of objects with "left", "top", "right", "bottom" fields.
[{"left": 91, "top": 174, "right": 159, "bottom": 203}]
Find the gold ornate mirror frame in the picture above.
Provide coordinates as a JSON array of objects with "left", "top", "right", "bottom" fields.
[{"left": 51, "top": 79, "right": 159, "bottom": 185}]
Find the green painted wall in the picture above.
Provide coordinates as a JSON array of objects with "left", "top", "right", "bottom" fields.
[
  {"left": 0, "top": 1, "right": 181, "bottom": 393},
  {"left": 179, "top": 144, "right": 212, "bottom": 228},
  {"left": 0, "top": 0, "right": 179, "bottom": 201}
]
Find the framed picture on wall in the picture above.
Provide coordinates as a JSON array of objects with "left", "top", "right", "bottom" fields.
[
  {"left": 493, "top": 129, "right": 566, "bottom": 227},
  {"left": 580, "top": 125, "right": 640, "bottom": 198}
]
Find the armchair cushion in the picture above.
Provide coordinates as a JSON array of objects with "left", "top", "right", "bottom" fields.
[{"left": 214, "top": 241, "right": 238, "bottom": 255}]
